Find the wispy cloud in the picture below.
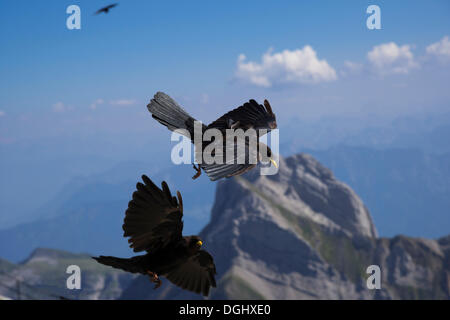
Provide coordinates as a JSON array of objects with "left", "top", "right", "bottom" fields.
[
  {"left": 367, "top": 42, "right": 418, "bottom": 75},
  {"left": 52, "top": 102, "right": 72, "bottom": 113},
  {"left": 426, "top": 36, "right": 450, "bottom": 62},
  {"left": 0, "top": 110, "right": 5, "bottom": 117},
  {"left": 200, "top": 93, "right": 209, "bottom": 104},
  {"left": 341, "top": 61, "right": 364, "bottom": 76},
  {"left": 110, "top": 99, "right": 136, "bottom": 106},
  {"left": 235, "top": 45, "right": 337, "bottom": 87},
  {"left": 90, "top": 98, "right": 104, "bottom": 110}
]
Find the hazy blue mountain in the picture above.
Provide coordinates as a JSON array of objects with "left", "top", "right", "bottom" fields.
[
  {"left": 280, "top": 111, "right": 450, "bottom": 155},
  {"left": 2, "top": 145, "right": 450, "bottom": 263},
  {"left": 0, "top": 131, "right": 172, "bottom": 229},
  {"left": 307, "top": 146, "right": 450, "bottom": 238}
]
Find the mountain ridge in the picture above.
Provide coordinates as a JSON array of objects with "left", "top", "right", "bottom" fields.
[
  {"left": 0, "top": 247, "right": 136, "bottom": 300},
  {"left": 121, "top": 153, "right": 449, "bottom": 300}
]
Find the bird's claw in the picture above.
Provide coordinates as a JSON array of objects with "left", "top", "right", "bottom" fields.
[
  {"left": 192, "top": 164, "right": 201, "bottom": 180},
  {"left": 147, "top": 271, "right": 162, "bottom": 290}
]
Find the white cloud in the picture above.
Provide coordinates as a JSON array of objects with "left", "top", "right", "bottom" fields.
[
  {"left": 367, "top": 42, "right": 418, "bottom": 75},
  {"left": 235, "top": 46, "right": 337, "bottom": 87},
  {"left": 90, "top": 98, "right": 104, "bottom": 110},
  {"left": 341, "top": 61, "right": 363, "bottom": 76},
  {"left": 110, "top": 99, "right": 136, "bottom": 106},
  {"left": 426, "top": 36, "right": 450, "bottom": 61},
  {"left": 0, "top": 110, "right": 5, "bottom": 117}
]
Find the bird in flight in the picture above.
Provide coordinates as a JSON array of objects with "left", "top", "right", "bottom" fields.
[
  {"left": 147, "top": 92, "right": 278, "bottom": 181},
  {"left": 93, "top": 175, "right": 217, "bottom": 296},
  {"left": 94, "top": 3, "right": 118, "bottom": 15}
]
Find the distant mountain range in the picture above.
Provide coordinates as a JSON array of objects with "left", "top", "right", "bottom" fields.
[
  {"left": 0, "top": 162, "right": 214, "bottom": 262},
  {"left": 308, "top": 146, "right": 450, "bottom": 238},
  {"left": 281, "top": 111, "right": 450, "bottom": 154},
  {"left": 122, "top": 154, "right": 450, "bottom": 300},
  {"left": 1, "top": 154, "right": 448, "bottom": 299},
  {"left": 1, "top": 144, "right": 449, "bottom": 264},
  {"left": 2, "top": 110, "right": 449, "bottom": 229}
]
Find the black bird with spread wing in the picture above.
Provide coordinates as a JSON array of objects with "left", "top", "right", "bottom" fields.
[
  {"left": 147, "top": 92, "right": 278, "bottom": 181},
  {"left": 93, "top": 175, "right": 217, "bottom": 296},
  {"left": 94, "top": 3, "right": 118, "bottom": 15}
]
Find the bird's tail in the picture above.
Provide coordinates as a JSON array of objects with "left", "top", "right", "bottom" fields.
[
  {"left": 92, "top": 255, "right": 146, "bottom": 274},
  {"left": 147, "top": 92, "right": 204, "bottom": 139}
]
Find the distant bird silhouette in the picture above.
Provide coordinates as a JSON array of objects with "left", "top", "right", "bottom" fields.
[
  {"left": 94, "top": 3, "right": 118, "bottom": 15},
  {"left": 93, "top": 175, "right": 217, "bottom": 296}
]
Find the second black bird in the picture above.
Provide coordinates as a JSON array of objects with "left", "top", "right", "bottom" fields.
[{"left": 93, "top": 175, "right": 217, "bottom": 296}]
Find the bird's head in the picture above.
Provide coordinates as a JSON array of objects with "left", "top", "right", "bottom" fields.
[{"left": 187, "top": 236, "right": 203, "bottom": 252}]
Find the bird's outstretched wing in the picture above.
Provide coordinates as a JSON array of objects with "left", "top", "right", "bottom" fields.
[
  {"left": 166, "top": 250, "right": 217, "bottom": 296},
  {"left": 200, "top": 141, "right": 257, "bottom": 181},
  {"left": 207, "top": 99, "right": 276, "bottom": 135},
  {"left": 123, "top": 175, "right": 183, "bottom": 253},
  {"left": 95, "top": 3, "right": 118, "bottom": 14},
  {"left": 202, "top": 162, "right": 256, "bottom": 181}
]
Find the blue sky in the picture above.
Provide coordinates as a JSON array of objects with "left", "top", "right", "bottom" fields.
[
  {"left": 1, "top": 1, "right": 449, "bottom": 121},
  {"left": 0, "top": 1, "right": 449, "bottom": 228}
]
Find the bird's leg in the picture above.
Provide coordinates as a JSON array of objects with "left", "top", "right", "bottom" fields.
[
  {"left": 230, "top": 120, "right": 241, "bottom": 130},
  {"left": 192, "top": 163, "right": 202, "bottom": 180},
  {"left": 147, "top": 270, "right": 162, "bottom": 289},
  {"left": 153, "top": 276, "right": 162, "bottom": 290}
]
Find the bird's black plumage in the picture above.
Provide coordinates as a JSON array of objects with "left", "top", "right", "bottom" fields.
[
  {"left": 93, "top": 175, "right": 216, "bottom": 296},
  {"left": 207, "top": 99, "right": 277, "bottom": 133},
  {"left": 147, "top": 92, "right": 278, "bottom": 181},
  {"left": 94, "top": 3, "right": 118, "bottom": 15}
]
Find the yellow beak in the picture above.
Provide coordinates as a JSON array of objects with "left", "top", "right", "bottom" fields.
[
  {"left": 270, "top": 158, "right": 278, "bottom": 168},
  {"left": 196, "top": 240, "right": 203, "bottom": 247}
]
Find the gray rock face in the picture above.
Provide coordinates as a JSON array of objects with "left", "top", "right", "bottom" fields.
[
  {"left": 241, "top": 153, "right": 378, "bottom": 238},
  {"left": 0, "top": 248, "right": 137, "bottom": 300},
  {"left": 121, "top": 153, "right": 449, "bottom": 300}
]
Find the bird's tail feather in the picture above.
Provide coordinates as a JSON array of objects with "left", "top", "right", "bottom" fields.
[
  {"left": 147, "top": 92, "right": 203, "bottom": 139},
  {"left": 92, "top": 255, "right": 146, "bottom": 274}
]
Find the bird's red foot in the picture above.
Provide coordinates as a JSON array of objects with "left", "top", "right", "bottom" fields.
[
  {"left": 147, "top": 271, "right": 162, "bottom": 289},
  {"left": 192, "top": 164, "right": 202, "bottom": 180}
]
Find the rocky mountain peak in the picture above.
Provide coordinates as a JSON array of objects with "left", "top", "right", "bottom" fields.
[
  {"left": 121, "top": 153, "right": 449, "bottom": 300},
  {"left": 208, "top": 153, "right": 377, "bottom": 239}
]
